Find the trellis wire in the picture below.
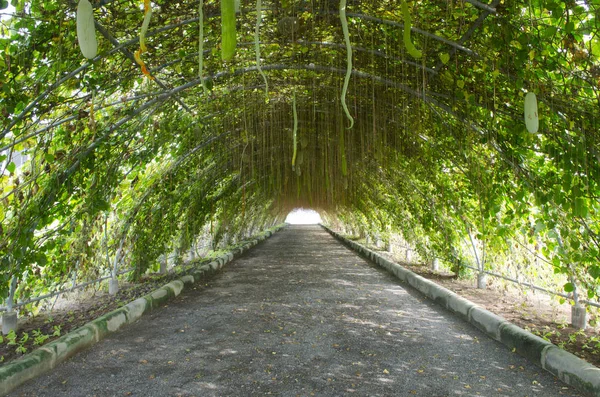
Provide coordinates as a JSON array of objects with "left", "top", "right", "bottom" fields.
[
  {"left": 0, "top": 267, "right": 134, "bottom": 313},
  {"left": 458, "top": 263, "right": 600, "bottom": 309},
  {"left": 0, "top": 239, "right": 212, "bottom": 314},
  {"left": 364, "top": 237, "right": 600, "bottom": 310}
]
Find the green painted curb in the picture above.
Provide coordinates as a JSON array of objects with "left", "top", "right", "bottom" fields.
[
  {"left": 322, "top": 224, "right": 600, "bottom": 397},
  {"left": 0, "top": 224, "right": 286, "bottom": 396}
]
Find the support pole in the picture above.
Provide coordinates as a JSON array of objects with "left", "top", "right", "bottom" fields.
[
  {"left": 477, "top": 272, "right": 488, "bottom": 289},
  {"left": 431, "top": 257, "right": 439, "bottom": 272},
  {"left": 159, "top": 254, "right": 167, "bottom": 274},
  {"left": 2, "top": 277, "right": 18, "bottom": 335},
  {"left": 554, "top": 229, "right": 587, "bottom": 329},
  {"left": 571, "top": 305, "right": 587, "bottom": 330},
  {"left": 108, "top": 278, "right": 119, "bottom": 296}
]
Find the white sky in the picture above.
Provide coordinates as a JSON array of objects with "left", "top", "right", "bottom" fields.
[
  {"left": 1, "top": 4, "right": 15, "bottom": 22},
  {"left": 285, "top": 209, "right": 322, "bottom": 225}
]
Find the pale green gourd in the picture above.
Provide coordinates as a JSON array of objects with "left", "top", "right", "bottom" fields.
[
  {"left": 524, "top": 92, "right": 539, "bottom": 133},
  {"left": 76, "top": 0, "right": 97, "bottom": 59},
  {"left": 255, "top": 0, "right": 268, "bottom": 97},
  {"left": 339, "top": 0, "right": 354, "bottom": 129},
  {"left": 292, "top": 91, "right": 298, "bottom": 170},
  {"left": 198, "top": 0, "right": 208, "bottom": 94}
]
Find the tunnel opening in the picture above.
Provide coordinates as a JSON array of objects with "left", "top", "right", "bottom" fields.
[{"left": 285, "top": 209, "right": 323, "bottom": 225}]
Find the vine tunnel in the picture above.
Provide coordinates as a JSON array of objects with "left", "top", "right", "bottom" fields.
[{"left": 1, "top": 0, "right": 600, "bottom": 323}]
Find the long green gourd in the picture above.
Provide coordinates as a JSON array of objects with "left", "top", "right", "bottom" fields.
[
  {"left": 401, "top": 0, "right": 421, "bottom": 59},
  {"left": 339, "top": 0, "right": 354, "bottom": 129},
  {"left": 292, "top": 91, "right": 298, "bottom": 170},
  {"left": 198, "top": 0, "right": 208, "bottom": 94},
  {"left": 221, "top": 0, "right": 236, "bottom": 61},
  {"left": 139, "top": 1, "right": 152, "bottom": 53},
  {"left": 255, "top": 0, "right": 268, "bottom": 97}
]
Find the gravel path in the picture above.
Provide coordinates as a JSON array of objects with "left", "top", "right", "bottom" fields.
[{"left": 11, "top": 225, "right": 581, "bottom": 396}]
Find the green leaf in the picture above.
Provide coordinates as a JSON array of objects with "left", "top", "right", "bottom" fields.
[
  {"left": 0, "top": 1, "right": 8, "bottom": 10},
  {"left": 569, "top": 237, "right": 580, "bottom": 250},
  {"left": 534, "top": 219, "right": 546, "bottom": 233},
  {"left": 563, "top": 282, "right": 574, "bottom": 293},
  {"left": 34, "top": 253, "right": 47, "bottom": 267},
  {"left": 572, "top": 197, "right": 588, "bottom": 217},
  {"left": 591, "top": 38, "right": 600, "bottom": 57},
  {"left": 439, "top": 52, "right": 450, "bottom": 64},
  {"left": 543, "top": 26, "right": 558, "bottom": 38},
  {"left": 14, "top": 101, "right": 25, "bottom": 114},
  {"left": 44, "top": 153, "right": 55, "bottom": 163},
  {"left": 6, "top": 162, "right": 16, "bottom": 174},
  {"left": 589, "top": 265, "right": 600, "bottom": 280},
  {"left": 456, "top": 80, "right": 465, "bottom": 89},
  {"left": 565, "top": 21, "right": 575, "bottom": 34}
]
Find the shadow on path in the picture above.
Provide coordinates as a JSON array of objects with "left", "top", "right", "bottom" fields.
[{"left": 11, "top": 226, "right": 581, "bottom": 396}]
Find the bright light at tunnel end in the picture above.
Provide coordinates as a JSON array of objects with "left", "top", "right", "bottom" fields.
[{"left": 285, "top": 209, "right": 322, "bottom": 225}]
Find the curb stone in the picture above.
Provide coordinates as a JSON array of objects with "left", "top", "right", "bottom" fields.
[
  {"left": 0, "top": 224, "right": 286, "bottom": 396},
  {"left": 322, "top": 224, "right": 600, "bottom": 397}
]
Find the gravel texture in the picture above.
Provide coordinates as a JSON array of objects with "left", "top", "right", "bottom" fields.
[{"left": 9, "top": 225, "right": 582, "bottom": 396}]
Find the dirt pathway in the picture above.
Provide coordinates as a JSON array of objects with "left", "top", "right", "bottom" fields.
[{"left": 10, "top": 225, "right": 582, "bottom": 396}]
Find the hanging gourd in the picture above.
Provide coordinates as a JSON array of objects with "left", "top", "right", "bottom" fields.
[
  {"left": 221, "top": 0, "right": 237, "bottom": 61},
  {"left": 76, "top": 0, "right": 97, "bottom": 59},
  {"left": 198, "top": 0, "right": 209, "bottom": 94},
  {"left": 401, "top": 0, "right": 422, "bottom": 59},
  {"left": 139, "top": 0, "right": 153, "bottom": 52},
  {"left": 339, "top": 0, "right": 354, "bottom": 129},
  {"left": 134, "top": 49, "right": 153, "bottom": 79},
  {"left": 292, "top": 91, "right": 298, "bottom": 171},
  {"left": 255, "top": 0, "right": 269, "bottom": 97},
  {"left": 134, "top": 0, "right": 154, "bottom": 79},
  {"left": 524, "top": 92, "right": 539, "bottom": 133}
]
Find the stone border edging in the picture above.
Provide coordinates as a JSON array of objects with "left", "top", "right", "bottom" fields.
[
  {"left": 0, "top": 224, "right": 287, "bottom": 396},
  {"left": 322, "top": 225, "right": 600, "bottom": 397}
]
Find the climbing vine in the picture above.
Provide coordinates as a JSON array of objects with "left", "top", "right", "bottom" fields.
[{"left": 0, "top": 0, "right": 599, "bottom": 311}]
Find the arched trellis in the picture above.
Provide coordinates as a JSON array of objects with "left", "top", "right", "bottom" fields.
[{"left": 1, "top": 0, "right": 599, "bottom": 335}]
